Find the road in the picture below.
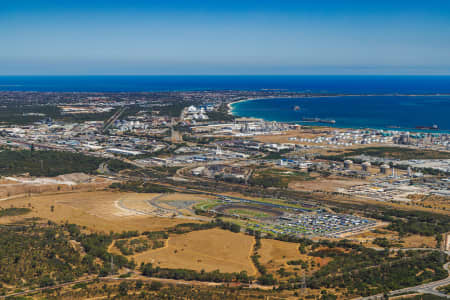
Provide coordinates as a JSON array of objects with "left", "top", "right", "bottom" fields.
[
  {"left": 389, "top": 261, "right": 450, "bottom": 298},
  {"left": 114, "top": 193, "right": 207, "bottom": 221},
  {"left": 0, "top": 274, "right": 223, "bottom": 299},
  {"left": 355, "top": 258, "right": 450, "bottom": 299},
  {"left": 5, "top": 259, "right": 448, "bottom": 299},
  {"left": 0, "top": 277, "right": 98, "bottom": 299},
  {"left": 115, "top": 197, "right": 149, "bottom": 216},
  {"left": 35, "top": 158, "right": 450, "bottom": 299},
  {"left": 0, "top": 273, "right": 269, "bottom": 299},
  {"left": 103, "top": 107, "right": 127, "bottom": 132}
]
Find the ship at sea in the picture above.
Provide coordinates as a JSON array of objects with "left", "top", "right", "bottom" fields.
[
  {"left": 302, "top": 117, "right": 336, "bottom": 124},
  {"left": 230, "top": 94, "right": 450, "bottom": 131},
  {"left": 415, "top": 124, "right": 439, "bottom": 130},
  {"left": 293, "top": 105, "right": 301, "bottom": 111}
]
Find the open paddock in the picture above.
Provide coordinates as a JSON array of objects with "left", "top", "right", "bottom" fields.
[
  {"left": 132, "top": 228, "right": 257, "bottom": 275},
  {"left": 0, "top": 191, "right": 198, "bottom": 232},
  {"left": 258, "top": 238, "right": 331, "bottom": 276}
]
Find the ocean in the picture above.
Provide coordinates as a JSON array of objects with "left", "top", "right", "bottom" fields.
[
  {"left": 230, "top": 95, "right": 450, "bottom": 132},
  {"left": 1, "top": 75, "right": 449, "bottom": 131},
  {"left": 1, "top": 75, "right": 450, "bottom": 93}
]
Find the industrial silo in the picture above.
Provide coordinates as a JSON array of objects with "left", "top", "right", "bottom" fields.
[
  {"left": 380, "top": 164, "right": 390, "bottom": 174},
  {"left": 361, "top": 161, "right": 371, "bottom": 172},
  {"left": 344, "top": 160, "right": 353, "bottom": 169}
]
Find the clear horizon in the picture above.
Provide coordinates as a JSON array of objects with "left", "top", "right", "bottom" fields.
[
  {"left": 2, "top": 0, "right": 450, "bottom": 75},
  {"left": 2, "top": 74, "right": 450, "bottom": 77}
]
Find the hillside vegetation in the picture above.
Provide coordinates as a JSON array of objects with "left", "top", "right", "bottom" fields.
[{"left": 0, "top": 149, "right": 132, "bottom": 177}]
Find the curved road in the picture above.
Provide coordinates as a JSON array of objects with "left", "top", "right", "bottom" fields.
[
  {"left": 389, "top": 261, "right": 450, "bottom": 298},
  {"left": 355, "top": 255, "right": 450, "bottom": 299}
]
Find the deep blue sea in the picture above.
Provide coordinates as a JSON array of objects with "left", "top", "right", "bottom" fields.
[
  {"left": 231, "top": 96, "right": 450, "bottom": 132},
  {"left": 1, "top": 75, "right": 450, "bottom": 93},
  {"left": 0, "top": 75, "right": 449, "bottom": 131}
]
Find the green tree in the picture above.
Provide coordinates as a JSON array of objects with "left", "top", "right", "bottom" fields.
[{"left": 118, "top": 281, "right": 129, "bottom": 296}]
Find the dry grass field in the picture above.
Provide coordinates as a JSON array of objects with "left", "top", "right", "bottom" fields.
[
  {"left": 0, "top": 174, "right": 112, "bottom": 199},
  {"left": 402, "top": 235, "right": 437, "bottom": 248},
  {"left": 408, "top": 194, "right": 450, "bottom": 211},
  {"left": 251, "top": 129, "right": 394, "bottom": 150},
  {"left": 161, "top": 193, "right": 213, "bottom": 202},
  {"left": 289, "top": 176, "right": 367, "bottom": 192},
  {"left": 258, "top": 238, "right": 331, "bottom": 276},
  {"left": 118, "top": 193, "right": 160, "bottom": 215},
  {"left": 0, "top": 191, "right": 196, "bottom": 232},
  {"left": 251, "top": 129, "right": 332, "bottom": 145},
  {"left": 314, "top": 189, "right": 450, "bottom": 216},
  {"left": 132, "top": 228, "right": 256, "bottom": 274},
  {"left": 350, "top": 229, "right": 437, "bottom": 248}
]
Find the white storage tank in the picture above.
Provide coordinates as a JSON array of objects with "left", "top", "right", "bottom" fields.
[
  {"left": 344, "top": 160, "right": 353, "bottom": 169},
  {"left": 380, "top": 164, "right": 390, "bottom": 174},
  {"left": 361, "top": 161, "right": 371, "bottom": 171}
]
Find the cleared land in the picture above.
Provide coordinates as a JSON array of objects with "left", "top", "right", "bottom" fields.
[
  {"left": 321, "top": 146, "right": 450, "bottom": 160},
  {"left": 258, "top": 238, "right": 331, "bottom": 276},
  {"left": 350, "top": 228, "right": 437, "bottom": 249},
  {"left": 0, "top": 191, "right": 195, "bottom": 232},
  {"left": 154, "top": 193, "right": 214, "bottom": 217},
  {"left": 250, "top": 167, "right": 315, "bottom": 189},
  {"left": 0, "top": 173, "right": 112, "bottom": 199},
  {"left": 408, "top": 194, "right": 450, "bottom": 211},
  {"left": 290, "top": 176, "right": 366, "bottom": 192},
  {"left": 116, "top": 192, "right": 215, "bottom": 218},
  {"left": 132, "top": 228, "right": 256, "bottom": 274},
  {"left": 251, "top": 129, "right": 334, "bottom": 145}
]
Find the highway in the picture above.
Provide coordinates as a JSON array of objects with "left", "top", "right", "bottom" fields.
[
  {"left": 0, "top": 277, "right": 98, "bottom": 299},
  {"left": 389, "top": 261, "right": 450, "bottom": 298},
  {"left": 103, "top": 107, "right": 127, "bottom": 133},
  {"left": 355, "top": 258, "right": 450, "bottom": 299}
]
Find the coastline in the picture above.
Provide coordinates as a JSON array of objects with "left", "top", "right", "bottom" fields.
[
  {"left": 227, "top": 94, "right": 450, "bottom": 133},
  {"left": 227, "top": 97, "right": 266, "bottom": 115},
  {"left": 227, "top": 93, "right": 450, "bottom": 116}
]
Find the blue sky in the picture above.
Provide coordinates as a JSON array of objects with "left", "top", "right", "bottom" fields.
[{"left": 1, "top": 0, "right": 450, "bottom": 75}]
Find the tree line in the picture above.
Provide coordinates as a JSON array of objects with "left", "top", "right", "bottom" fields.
[{"left": 0, "top": 149, "right": 132, "bottom": 177}]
